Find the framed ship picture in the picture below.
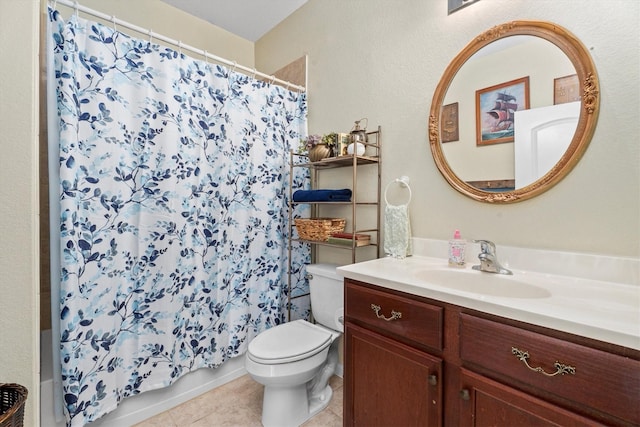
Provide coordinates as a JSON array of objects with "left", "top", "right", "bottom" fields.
[{"left": 476, "top": 76, "right": 530, "bottom": 146}]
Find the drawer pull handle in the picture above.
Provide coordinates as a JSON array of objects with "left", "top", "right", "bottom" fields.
[
  {"left": 511, "top": 347, "right": 576, "bottom": 377},
  {"left": 370, "top": 304, "right": 402, "bottom": 321}
]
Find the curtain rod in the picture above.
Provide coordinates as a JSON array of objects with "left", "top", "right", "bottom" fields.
[{"left": 51, "top": 0, "right": 306, "bottom": 92}]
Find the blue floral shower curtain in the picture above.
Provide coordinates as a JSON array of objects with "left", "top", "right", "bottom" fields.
[{"left": 48, "top": 8, "right": 309, "bottom": 426}]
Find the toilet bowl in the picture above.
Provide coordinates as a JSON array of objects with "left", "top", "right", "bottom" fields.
[{"left": 245, "top": 263, "right": 343, "bottom": 427}]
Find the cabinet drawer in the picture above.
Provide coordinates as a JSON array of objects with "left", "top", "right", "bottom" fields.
[
  {"left": 345, "top": 281, "right": 443, "bottom": 351},
  {"left": 460, "top": 313, "right": 640, "bottom": 425}
]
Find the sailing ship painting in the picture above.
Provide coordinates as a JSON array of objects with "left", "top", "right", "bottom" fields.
[{"left": 476, "top": 76, "right": 529, "bottom": 145}]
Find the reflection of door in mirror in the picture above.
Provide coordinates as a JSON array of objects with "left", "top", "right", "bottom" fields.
[
  {"left": 441, "top": 36, "right": 575, "bottom": 191},
  {"left": 514, "top": 101, "right": 580, "bottom": 188}
]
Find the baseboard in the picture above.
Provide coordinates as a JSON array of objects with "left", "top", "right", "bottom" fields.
[{"left": 41, "top": 355, "right": 247, "bottom": 427}]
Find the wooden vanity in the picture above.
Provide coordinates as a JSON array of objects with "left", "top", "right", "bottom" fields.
[{"left": 344, "top": 278, "right": 640, "bottom": 426}]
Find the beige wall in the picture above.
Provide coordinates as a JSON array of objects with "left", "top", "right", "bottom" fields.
[
  {"left": 0, "top": 1, "right": 40, "bottom": 425},
  {"left": 257, "top": 0, "right": 640, "bottom": 257}
]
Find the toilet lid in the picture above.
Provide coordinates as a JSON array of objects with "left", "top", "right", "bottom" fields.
[{"left": 248, "top": 320, "right": 333, "bottom": 364}]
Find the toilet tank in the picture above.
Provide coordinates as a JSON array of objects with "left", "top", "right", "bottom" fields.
[{"left": 306, "top": 263, "right": 344, "bottom": 332}]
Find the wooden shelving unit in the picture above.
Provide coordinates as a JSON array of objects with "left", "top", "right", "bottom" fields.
[{"left": 286, "top": 126, "right": 382, "bottom": 319}]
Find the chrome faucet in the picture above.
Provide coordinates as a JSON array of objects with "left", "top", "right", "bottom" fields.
[{"left": 472, "top": 240, "right": 512, "bottom": 275}]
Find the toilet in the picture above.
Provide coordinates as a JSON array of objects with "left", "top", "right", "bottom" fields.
[{"left": 245, "top": 263, "right": 344, "bottom": 427}]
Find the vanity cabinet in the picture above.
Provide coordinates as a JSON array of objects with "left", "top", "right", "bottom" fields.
[
  {"left": 344, "top": 278, "right": 640, "bottom": 427},
  {"left": 459, "top": 313, "right": 640, "bottom": 426},
  {"left": 344, "top": 280, "right": 443, "bottom": 426}
]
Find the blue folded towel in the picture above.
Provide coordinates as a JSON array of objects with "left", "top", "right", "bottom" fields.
[{"left": 293, "top": 189, "right": 352, "bottom": 202}]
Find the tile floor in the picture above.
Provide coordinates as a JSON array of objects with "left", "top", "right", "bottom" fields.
[{"left": 133, "top": 374, "right": 343, "bottom": 427}]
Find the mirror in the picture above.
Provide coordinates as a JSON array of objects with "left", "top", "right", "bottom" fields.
[{"left": 429, "top": 21, "right": 599, "bottom": 203}]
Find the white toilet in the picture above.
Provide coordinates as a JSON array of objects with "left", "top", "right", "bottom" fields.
[{"left": 245, "top": 263, "right": 344, "bottom": 427}]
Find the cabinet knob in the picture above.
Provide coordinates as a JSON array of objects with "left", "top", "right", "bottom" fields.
[
  {"left": 428, "top": 374, "right": 437, "bottom": 386},
  {"left": 460, "top": 389, "right": 470, "bottom": 401}
]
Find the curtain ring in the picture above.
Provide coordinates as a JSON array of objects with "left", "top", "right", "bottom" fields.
[
  {"left": 148, "top": 29, "right": 153, "bottom": 44},
  {"left": 270, "top": 75, "right": 276, "bottom": 84},
  {"left": 74, "top": 0, "right": 79, "bottom": 17},
  {"left": 111, "top": 15, "right": 117, "bottom": 32},
  {"left": 231, "top": 61, "right": 237, "bottom": 73},
  {"left": 53, "top": 0, "right": 58, "bottom": 10},
  {"left": 203, "top": 50, "right": 208, "bottom": 64},
  {"left": 251, "top": 68, "right": 256, "bottom": 78},
  {"left": 178, "top": 41, "right": 182, "bottom": 55}
]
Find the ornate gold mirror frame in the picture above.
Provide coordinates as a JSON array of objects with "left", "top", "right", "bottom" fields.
[{"left": 429, "top": 20, "right": 599, "bottom": 203}]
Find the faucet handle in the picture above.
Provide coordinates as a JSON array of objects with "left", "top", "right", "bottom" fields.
[{"left": 472, "top": 239, "right": 496, "bottom": 255}]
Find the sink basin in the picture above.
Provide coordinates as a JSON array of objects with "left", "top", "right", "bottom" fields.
[{"left": 415, "top": 268, "right": 552, "bottom": 299}]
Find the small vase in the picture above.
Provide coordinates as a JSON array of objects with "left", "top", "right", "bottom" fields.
[{"left": 308, "top": 144, "right": 331, "bottom": 162}]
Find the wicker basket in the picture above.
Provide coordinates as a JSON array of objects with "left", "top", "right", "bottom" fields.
[
  {"left": 295, "top": 218, "right": 346, "bottom": 242},
  {"left": 0, "top": 384, "right": 27, "bottom": 427}
]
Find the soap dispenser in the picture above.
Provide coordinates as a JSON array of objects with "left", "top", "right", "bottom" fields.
[{"left": 448, "top": 229, "right": 467, "bottom": 267}]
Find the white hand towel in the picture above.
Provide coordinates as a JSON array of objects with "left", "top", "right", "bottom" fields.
[{"left": 384, "top": 203, "right": 412, "bottom": 258}]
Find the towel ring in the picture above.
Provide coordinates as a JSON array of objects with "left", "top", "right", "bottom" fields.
[{"left": 384, "top": 176, "right": 412, "bottom": 206}]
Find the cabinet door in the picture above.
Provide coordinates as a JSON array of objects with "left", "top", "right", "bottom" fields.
[
  {"left": 345, "top": 322, "right": 443, "bottom": 427},
  {"left": 459, "top": 369, "right": 602, "bottom": 427}
]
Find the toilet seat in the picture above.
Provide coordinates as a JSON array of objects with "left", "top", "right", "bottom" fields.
[{"left": 248, "top": 320, "right": 333, "bottom": 365}]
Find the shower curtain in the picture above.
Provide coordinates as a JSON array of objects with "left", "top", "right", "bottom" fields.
[{"left": 48, "top": 8, "right": 309, "bottom": 426}]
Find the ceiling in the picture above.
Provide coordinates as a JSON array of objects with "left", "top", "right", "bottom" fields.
[{"left": 161, "top": 0, "right": 308, "bottom": 42}]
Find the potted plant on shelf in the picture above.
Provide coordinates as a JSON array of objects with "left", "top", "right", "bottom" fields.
[{"left": 299, "top": 133, "right": 337, "bottom": 161}]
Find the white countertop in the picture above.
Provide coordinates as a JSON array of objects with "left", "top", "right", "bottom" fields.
[{"left": 337, "top": 255, "right": 640, "bottom": 350}]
